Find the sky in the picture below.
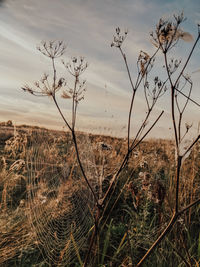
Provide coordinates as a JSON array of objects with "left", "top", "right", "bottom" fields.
[{"left": 0, "top": 0, "right": 200, "bottom": 139}]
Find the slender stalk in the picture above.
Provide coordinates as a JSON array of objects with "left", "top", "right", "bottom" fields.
[
  {"left": 83, "top": 207, "right": 101, "bottom": 267},
  {"left": 179, "top": 197, "right": 200, "bottom": 214},
  {"left": 164, "top": 52, "right": 179, "bottom": 149},
  {"left": 182, "top": 134, "right": 200, "bottom": 158},
  {"left": 52, "top": 96, "right": 72, "bottom": 131},
  {"left": 135, "top": 47, "right": 160, "bottom": 89},
  {"left": 127, "top": 92, "right": 136, "bottom": 150},
  {"left": 136, "top": 194, "right": 200, "bottom": 267},
  {"left": 174, "top": 33, "right": 200, "bottom": 88},
  {"left": 101, "top": 110, "right": 164, "bottom": 207},
  {"left": 175, "top": 155, "right": 182, "bottom": 213},
  {"left": 72, "top": 130, "right": 99, "bottom": 206},
  {"left": 131, "top": 109, "right": 151, "bottom": 148},
  {"left": 52, "top": 58, "right": 56, "bottom": 94},
  {"left": 119, "top": 47, "right": 136, "bottom": 150},
  {"left": 178, "top": 112, "right": 182, "bottom": 143},
  {"left": 101, "top": 171, "right": 133, "bottom": 230},
  {"left": 175, "top": 88, "right": 200, "bottom": 108},
  {"left": 53, "top": 95, "right": 99, "bottom": 206},
  {"left": 131, "top": 110, "right": 164, "bottom": 150},
  {"left": 101, "top": 151, "right": 129, "bottom": 206},
  {"left": 72, "top": 76, "right": 78, "bottom": 130},
  {"left": 181, "top": 78, "right": 192, "bottom": 114},
  {"left": 119, "top": 48, "right": 135, "bottom": 91},
  {"left": 136, "top": 213, "right": 178, "bottom": 267}
]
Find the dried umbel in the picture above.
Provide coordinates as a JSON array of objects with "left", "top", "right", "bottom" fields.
[
  {"left": 62, "top": 56, "right": 88, "bottom": 77},
  {"left": 150, "top": 13, "right": 193, "bottom": 52},
  {"left": 62, "top": 56, "right": 88, "bottom": 104},
  {"left": 137, "top": 50, "right": 152, "bottom": 77},
  {"left": 111, "top": 27, "right": 128, "bottom": 48},
  {"left": 22, "top": 41, "right": 67, "bottom": 97},
  {"left": 37, "top": 40, "right": 66, "bottom": 59},
  {"left": 22, "top": 42, "right": 88, "bottom": 129},
  {"left": 22, "top": 75, "right": 66, "bottom": 97}
]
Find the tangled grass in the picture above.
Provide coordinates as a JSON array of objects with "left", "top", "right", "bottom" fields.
[{"left": 0, "top": 124, "right": 199, "bottom": 266}]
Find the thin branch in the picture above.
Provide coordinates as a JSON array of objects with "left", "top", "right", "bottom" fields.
[
  {"left": 175, "top": 32, "right": 200, "bottom": 88},
  {"left": 164, "top": 52, "right": 179, "bottom": 149},
  {"left": 175, "top": 88, "right": 200, "bottom": 108},
  {"left": 119, "top": 48, "right": 135, "bottom": 92},
  {"left": 136, "top": 212, "right": 178, "bottom": 267},
  {"left": 118, "top": 46, "right": 159, "bottom": 151},
  {"left": 135, "top": 47, "right": 160, "bottom": 89},
  {"left": 53, "top": 95, "right": 99, "bottom": 206},
  {"left": 52, "top": 96, "right": 72, "bottom": 131},
  {"left": 181, "top": 77, "right": 192, "bottom": 114},
  {"left": 178, "top": 112, "right": 182, "bottom": 143},
  {"left": 175, "top": 155, "right": 182, "bottom": 213},
  {"left": 52, "top": 58, "right": 56, "bottom": 95},
  {"left": 119, "top": 47, "right": 136, "bottom": 151},
  {"left": 101, "top": 110, "right": 164, "bottom": 207},
  {"left": 72, "top": 76, "right": 78, "bottom": 130},
  {"left": 182, "top": 134, "right": 200, "bottom": 158},
  {"left": 178, "top": 197, "right": 200, "bottom": 215},
  {"left": 130, "top": 110, "right": 164, "bottom": 151},
  {"left": 136, "top": 194, "right": 200, "bottom": 267},
  {"left": 71, "top": 130, "right": 99, "bottom": 206}
]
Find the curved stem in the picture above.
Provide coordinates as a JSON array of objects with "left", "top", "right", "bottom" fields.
[
  {"left": 179, "top": 197, "right": 200, "bottom": 214},
  {"left": 131, "top": 110, "right": 164, "bottom": 150},
  {"left": 53, "top": 96, "right": 99, "bottom": 206},
  {"left": 52, "top": 96, "right": 72, "bottom": 131},
  {"left": 175, "top": 33, "right": 200, "bottom": 88},
  {"left": 136, "top": 212, "right": 178, "bottom": 267},
  {"left": 101, "top": 110, "right": 164, "bottom": 207},
  {"left": 72, "top": 130, "right": 99, "bottom": 206},
  {"left": 175, "top": 88, "right": 200, "bottom": 108},
  {"left": 136, "top": 195, "right": 200, "bottom": 267}
]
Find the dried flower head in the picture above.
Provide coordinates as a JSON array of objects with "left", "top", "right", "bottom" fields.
[
  {"left": 138, "top": 50, "right": 151, "bottom": 75},
  {"left": 22, "top": 75, "right": 66, "bottom": 97},
  {"left": 150, "top": 13, "right": 193, "bottom": 52},
  {"left": 185, "top": 122, "right": 192, "bottom": 132},
  {"left": 37, "top": 41, "right": 66, "bottom": 59},
  {"left": 22, "top": 41, "right": 67, "bottom": 98},
  {"left": 63, "top": 56, "right": 88, "bottom": 77},
  {"left": 111, "top": 27, "right": 128, "bottom": 48}
]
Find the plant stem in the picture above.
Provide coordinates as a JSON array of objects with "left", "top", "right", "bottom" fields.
[
  {"left": 53, "top": 96, "right": 99, "bottom": 206},
  {"left": 175, "top": 155, "right": 182, "bottom": 213},
  {"left": 164, "top": 52, "right": 178, "bottom": 149},
  {"left": 72, "top": 131, "right": 99, "bottom": 206},
  {"left": 136, "top": 212, "right": 178, "bottom": 267},
  {"left": 119, "top": 47, "right": 136, "bottom": 151}
]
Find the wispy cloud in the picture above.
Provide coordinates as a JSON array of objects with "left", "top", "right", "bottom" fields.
[{"left": 0, "top": 0, "right": 199, "bottom": 138}]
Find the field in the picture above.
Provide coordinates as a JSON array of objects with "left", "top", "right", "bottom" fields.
[{"left": 0, "top": 122, "right": 199, "bottom": 266}]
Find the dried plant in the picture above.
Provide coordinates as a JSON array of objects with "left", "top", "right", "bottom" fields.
[
  {"left": 20, "top": 13, "right": 200, "bottom": 267},
  {"left": 136, "top": 14, "right": 200, "bottom": 267}
]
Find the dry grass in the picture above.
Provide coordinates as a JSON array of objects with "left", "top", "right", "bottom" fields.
[{"left": 0, "top": 124, "right": 199, "bottom": 266}]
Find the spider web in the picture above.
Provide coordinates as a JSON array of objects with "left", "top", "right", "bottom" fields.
[{"left": 26, "top": 131, "right": 98, "bottom": 266}]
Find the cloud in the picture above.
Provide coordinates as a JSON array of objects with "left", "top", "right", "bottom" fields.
[{"left": 0, "top": 0, "right": 199, "bottom": 138}]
